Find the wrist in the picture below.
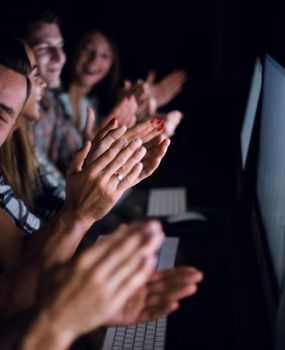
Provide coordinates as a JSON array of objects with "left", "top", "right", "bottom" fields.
[
  {"left": 22, "top": 308, "right": 75, "bottom": 350},
  {"left": 58, "top": 205, "right": 95, "bottom": 233},
  {"left": 40, "top": 208, "right": 95, "bottom": 268}
]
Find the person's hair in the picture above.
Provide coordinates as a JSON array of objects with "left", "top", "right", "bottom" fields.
[
  {"left": 0, "top": 124, "right": 42, "bottom": 212},
  {"left": 0, "top": 34, "right": 31, "bottom": 102},
  {"left": 63, "top": 29, "right": 120, "bottom": 116},
  {"left": 21, "top": 8, "right": 62, "bottom": 41}
]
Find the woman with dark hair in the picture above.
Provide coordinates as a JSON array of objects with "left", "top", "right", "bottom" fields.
[{"left": 60, "top": 30, "right": 120, "bottom": 131}]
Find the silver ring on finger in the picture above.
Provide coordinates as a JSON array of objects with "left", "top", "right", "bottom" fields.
[{"left": 115, "top": 172, "right": 124, "bottom": 181}]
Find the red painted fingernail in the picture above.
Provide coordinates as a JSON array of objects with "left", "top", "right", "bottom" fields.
[
  {"left": 110, "top": 117, "right": 117, "bottom": 124},
  {"left": 157, "top": 127, "right": 164, "bottom": 132},
  {"left": 155, "top": 119, "right": 161, "bottom": 125},
  {"left": 150, "top": 118, "right": 156, "bottom": 124}
]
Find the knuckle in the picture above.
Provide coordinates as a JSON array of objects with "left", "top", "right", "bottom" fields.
[
  {"left": 95, "top": 174, "right": 105, "bottom": 187},
  {"left": 116, "top": 155, "right": 125, "bottom": 164}
]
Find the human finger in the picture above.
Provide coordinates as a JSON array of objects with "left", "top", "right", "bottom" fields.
[
  {"left": 82, "top": 106, "right": 96, "bottom": 141},
  {"left": 146, "top": 70, "right": 156, "bottom": 85},
  {"left": 85, "top": 136, "right": 129, "bottom": 174},
  {"left": 84, "top": 126, "right": 127, "bottom": 166},
  {"left": 113, "top": 146, "right": 146, "bottom": 180},
  {"left": 101, "top": 138, "right": 143, "bottom": 180},
  {"left": 95, "top": 221, "right": 164, "bottom": 279},
  {"left": 67, "top": 141, "right": 92, "bottom": 176},
  {"left": 136, "top": 302, "right": 179, "bottom": 323}
]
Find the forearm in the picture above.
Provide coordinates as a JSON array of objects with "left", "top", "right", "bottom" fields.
[
  {"left": 0, "top": 210, "right": 94, "bottom": 317},
  {"left": 21, "top": 308, "right": 74, "bottom": 350},
  {"left": 0, "top": 306, "right": 73, "bottom": 350},
  {"left": 24, "top": 207, "right": 94, "bottom": 267}
]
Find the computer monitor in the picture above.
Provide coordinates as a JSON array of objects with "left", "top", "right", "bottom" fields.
[
  {"left": 240, "top": 58, "right": 263, "bottom": 170},
  {"left": 256, "top": 54, "right": 285, "bottom": 291},
  {"left": 236, "top": 59, "right": 262, "bottom": 205}
]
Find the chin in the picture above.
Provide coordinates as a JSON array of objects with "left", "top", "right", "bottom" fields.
[{"left": 47, "top": 78, "right": 61, "bottom": 90}]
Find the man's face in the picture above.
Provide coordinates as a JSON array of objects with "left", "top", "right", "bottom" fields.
[
  {"left": 27, "top": 22, "right": 66, "bottom": 89},
  {"left": 0, "top": 65, "right": 27, "bottom": 146}
]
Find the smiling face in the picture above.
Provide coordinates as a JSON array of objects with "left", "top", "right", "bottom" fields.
[
  {"left": 0, "top": 65, "right": 27, "bottom": 146},
  {"left": 20, "top": 46, "right": 47, "bottom": 122},
  {"left": 73, "top": 32, "right": 114, "bottom": 90},
  {"left": 27, "top": 22, "right": 66, "bottom": 89}
]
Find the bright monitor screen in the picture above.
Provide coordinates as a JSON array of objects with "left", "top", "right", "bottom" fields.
[
  {"left": 241, "top": 58, "right": 263, "bottom": 169},
  {"left": 257, "top": 55, "right": 285, "bottom": 289}
]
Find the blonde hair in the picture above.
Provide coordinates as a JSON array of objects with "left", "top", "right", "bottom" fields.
[{"left": 0, "top": 122, "right": 41, "bottom": 212}]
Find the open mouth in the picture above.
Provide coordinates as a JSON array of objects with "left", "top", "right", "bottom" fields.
[{"left": 82, "top": 66, "right": 100, "bottom": 76}]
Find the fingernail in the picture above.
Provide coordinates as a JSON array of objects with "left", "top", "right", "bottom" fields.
[
  {"left": 150, "top": 118, "right": 156, "bottom": 124},
  {"left": 155, "top": 119, "right": 161, "bottom": 125},
  {"left": 138, "top": 146, "right": 146, "bottom": 154},
  {"left": 133, "top": 138, "right": 142, "bottom": 145},
  {"left": 110, "top": 117, "right": 117, "bottom": 124},
  {"left": 157, "top": 127, "right": 164, "bottom": 132},
  {"left": 120, "top": 138, "right": 128, "bottom": 146}
]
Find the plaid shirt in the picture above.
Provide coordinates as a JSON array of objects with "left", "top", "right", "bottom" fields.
[
  {"left": 0, "top": 174, "right": 41, "bottom": 234},
  {"left": 0, "top": 152, "right": 66, "bottom": 234},
  {"left": 28, "top": 90, "right": 82, "bottom": 174}
]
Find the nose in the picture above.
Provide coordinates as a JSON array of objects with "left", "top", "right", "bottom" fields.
[
  {"left": 50, "top": 47, "right": 66, "bottom": 65},
  {"left": 88, "top": 50, "right": 97, "bottom": 64}
]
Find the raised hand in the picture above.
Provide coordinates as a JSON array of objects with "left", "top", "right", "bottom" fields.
[
  {"left": 24, "top": 221, "right": 164, "bottom": 350},
  {"left": 64, "top": 134, "right": 147, "bottom": 223},
  {"left": 125, "top": 118, "right": 165, "bottom": 144},
  {"left": 146, "top": 70, "right": 187, "bottom": 108},
  {"left": 106, "top": 266, "right": 203, "bottom": 326},
  {"left": 119, "top": 79, "right": 157, "bottom": 121},
  {"left": 82, "top": 98, "right": 137, "bottom": 143},
  {"left": 155, "top": 110, "right": 183, "bottom": 137},
  {"left": 136, "top": 134, "right": 171, "bottom": 183},
  {"left": 102, "top": 96, "right": 138, "bottom": 129}
]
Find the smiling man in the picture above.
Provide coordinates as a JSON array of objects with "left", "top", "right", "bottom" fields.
[{"left": 22, "top": 9, "right": 82, "bottom": 174}]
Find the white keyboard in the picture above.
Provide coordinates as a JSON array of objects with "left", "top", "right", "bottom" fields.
[
  {"left": 101, "top": 237, "right": 179, "bottom": 350},
  {"left": 147, "top": 187, "right": 187, "bottom": 217}
]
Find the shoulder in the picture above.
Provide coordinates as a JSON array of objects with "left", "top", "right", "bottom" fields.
[{"left": 0, "top": 172, "right": 41, "bottom": 234}]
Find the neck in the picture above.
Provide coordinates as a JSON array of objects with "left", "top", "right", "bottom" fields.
[{"left": 68, "top": 82, "right": 90, "bottom": 99}]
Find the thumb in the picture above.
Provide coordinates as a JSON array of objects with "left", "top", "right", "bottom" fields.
[
  {"left": 124, "top": 80, "right": 132, "bottom": 91},
  {"left": 67, "top": 141, "right": 92, "bottom": 177},
  {"left": 146, "top": 70, "right": 156, "bottom": 85},
  {"left": 82, "top": 106, "right": 95, "bottom": 141}
]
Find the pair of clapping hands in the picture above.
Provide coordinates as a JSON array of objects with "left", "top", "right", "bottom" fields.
[
  {"left": 115, "top": 70, "right": 187, "bottom": 136},
  {"left": 27, "top": 220, "right": 203, "bottom": 350},
  {"left": 64, "top": 105, "right": 170, "bottom": 225}
]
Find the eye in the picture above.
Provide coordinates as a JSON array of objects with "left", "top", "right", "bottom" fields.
[{"left": 34, "top": 69, "right": 41, "bottom": 78}]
